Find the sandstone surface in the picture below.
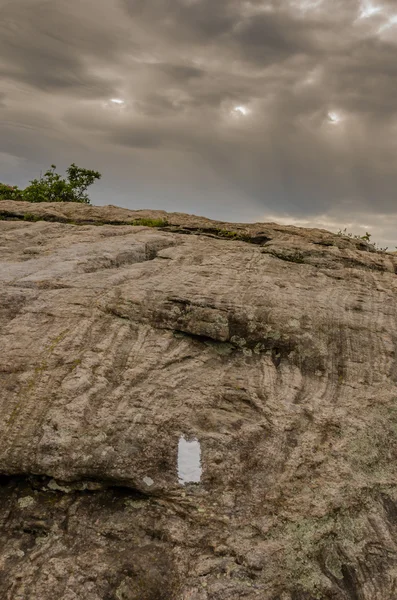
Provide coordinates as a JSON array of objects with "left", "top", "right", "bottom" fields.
[{"left": 1, "top": 200, "right": 397, "bottom": 599}]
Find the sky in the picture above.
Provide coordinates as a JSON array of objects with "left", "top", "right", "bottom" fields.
[{"left": 1, "top": 0, "right": 397, "bottom": 247}]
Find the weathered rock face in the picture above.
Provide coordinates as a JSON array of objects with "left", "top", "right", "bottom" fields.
[{"left": 1, "top": 201, "right": 397, "bottom": 599}]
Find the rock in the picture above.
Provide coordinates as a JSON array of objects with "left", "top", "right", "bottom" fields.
[{"left": 1, "top": 201, "right": 397, "bottom": 599}]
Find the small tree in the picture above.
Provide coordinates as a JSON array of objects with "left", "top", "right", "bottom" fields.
[
  {"left": 21, "top": 164, "right": 101, "bottom": 204},
  {"left": 0, "top": 164, "right": 101, "bottom": 204},
  {"left": 65, "top": 163, "right": 102, "bottom": 203}
]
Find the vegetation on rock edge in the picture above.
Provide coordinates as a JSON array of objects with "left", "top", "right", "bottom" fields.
[{"left": 0, "top": 164, "right": 101, "bottom": 204}]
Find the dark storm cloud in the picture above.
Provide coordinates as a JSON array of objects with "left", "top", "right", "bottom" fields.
[
  {"left": 160, "top": 64, "right": 205, "bottom": 80},
  {"left": 326, "top": 38, "right": 397, "bottom": 117},
  {"left": 122, "top": 0, "right": 239, "bottom": 42},
  {"left": 2, "top": 0, "right": 397, "bottom": 243},
  {"left": 0, "top": 0, "right": 126, "bottom": 94},
  {"left": 231, "top": 11, "right": 331, "bottom": 65}
]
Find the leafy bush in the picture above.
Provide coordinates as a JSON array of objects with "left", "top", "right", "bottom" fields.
[
  {"left": 0, "top": 183, "right": 23, "bottom": 200},
  {"left": 0, "top": 164, "right": 101, "bottom": 204}
]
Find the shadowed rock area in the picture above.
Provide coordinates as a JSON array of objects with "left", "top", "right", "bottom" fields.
[{"left": 1, "top": 201, "right": 397, "bottom": 599}]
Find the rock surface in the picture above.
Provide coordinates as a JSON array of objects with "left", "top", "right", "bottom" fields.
[{"left": 1, "top": 201, "right": 397, "bottom": 599}]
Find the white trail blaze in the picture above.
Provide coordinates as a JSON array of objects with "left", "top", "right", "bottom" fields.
[{"left": 178, "top": 436, "right": 202, "bottom": 484}]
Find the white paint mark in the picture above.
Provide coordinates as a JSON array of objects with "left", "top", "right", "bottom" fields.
[
  {"left": 178, "top": 436, "right": 202, "bottom": 485},
  {"left": 142, "top": 476, "right": 154, "bottom": 487}
]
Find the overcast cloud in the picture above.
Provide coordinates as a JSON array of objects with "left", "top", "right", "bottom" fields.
[{"left": 1, "top": 0, "right": 397, "bottom": 245}]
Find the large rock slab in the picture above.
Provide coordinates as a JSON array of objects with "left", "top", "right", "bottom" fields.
[{"left": 1, "top": 202, "right": 397, "bottom": 599}]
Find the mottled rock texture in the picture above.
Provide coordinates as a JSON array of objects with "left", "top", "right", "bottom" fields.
[{"left": 1, "top": 200, "right": 397, "bottom": 599}]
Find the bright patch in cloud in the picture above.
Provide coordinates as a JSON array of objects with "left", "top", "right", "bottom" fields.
[
  {"left": 104, "top": 98, "right": 127, "bottom": 110},
  {"left": 378, "top": 14, "right": 397, "bottom": 32},
  {"left": 328, "top": 111, "right": 341, "bottom": 124},
  {"left": 233, "top": 105, "right": 250, "bottom": 116},
  {"left": 359, "top": 1, "right": 382, "bottom": 19}
]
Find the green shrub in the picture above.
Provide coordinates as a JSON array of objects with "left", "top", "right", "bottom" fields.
[
  {"left": 129, "top": 218, "right": 168, "bottom": 227},
  {"left": 22, "top": 213, "right": 41, "bottom": 222},
  {"left": 336, "top": 227, "right": 372, "bottom": 242},
  {"left": 0, "top": 183, "right": 23, "bottom": 200},
  {"left": 0, "top": 164, "right": 101, "bottom": 204},
  {"left": 336, "top": 227, "right": 388, "bottom": 252}
]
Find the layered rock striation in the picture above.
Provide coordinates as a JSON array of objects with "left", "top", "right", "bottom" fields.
[{"left": 1, "top": 200, "right": 397, "bottom": 599}]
